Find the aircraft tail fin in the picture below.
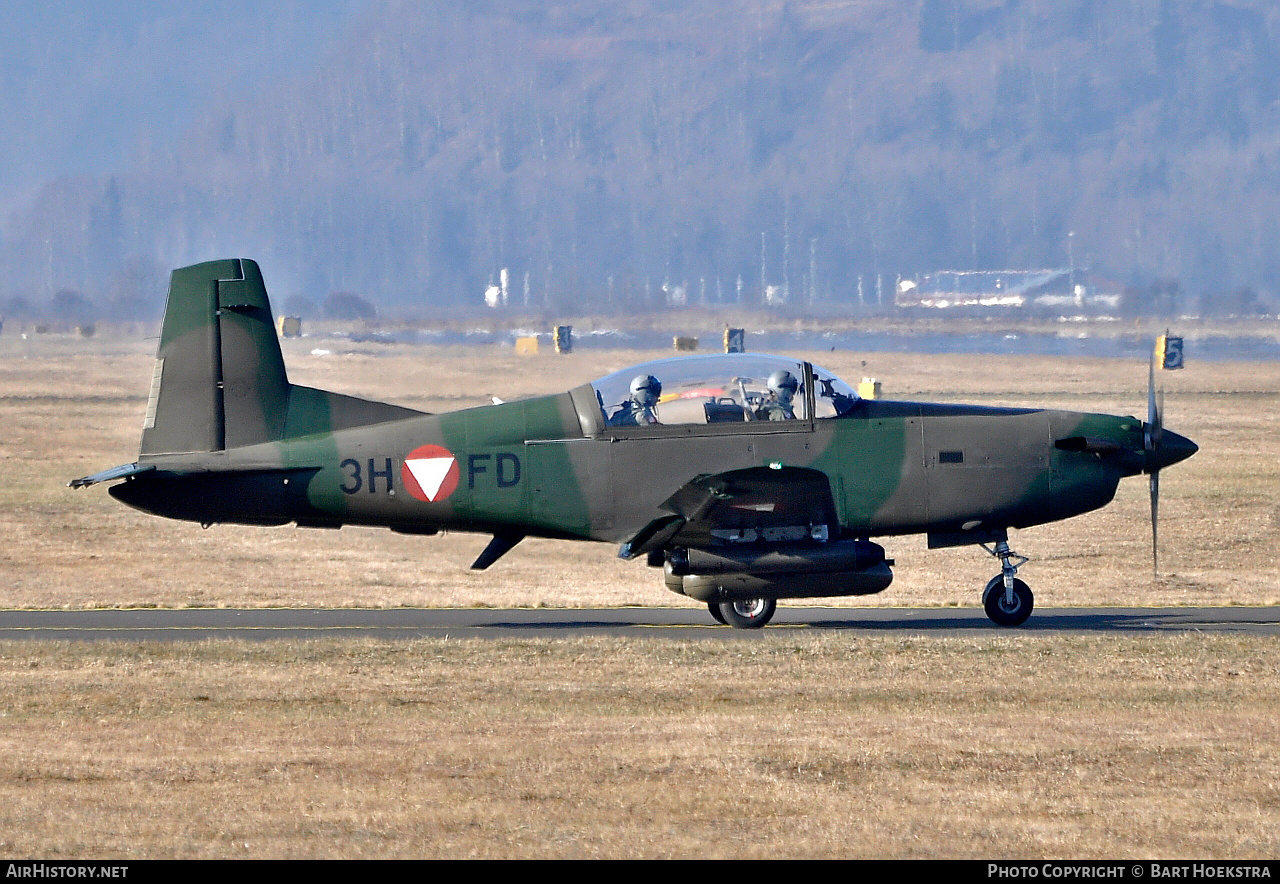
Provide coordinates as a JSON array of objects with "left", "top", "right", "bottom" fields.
[
  {"left": 140, "top": 259, "right": 423, "bottom": 456},
  {"left": 141, "top": 259, "right": 288, "bottom": 455}
]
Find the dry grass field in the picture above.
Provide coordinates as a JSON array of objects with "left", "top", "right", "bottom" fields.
[
  {"left": 1, "top": 325, "right": 1279, "bottom": 858},
  {"left": 0, "top": 634, "right": 1276, "bottom": 859}
]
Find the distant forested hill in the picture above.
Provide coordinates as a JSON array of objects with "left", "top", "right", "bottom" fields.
[{"left": 4, "top": 0, "right": 1279, "bottom": 318}]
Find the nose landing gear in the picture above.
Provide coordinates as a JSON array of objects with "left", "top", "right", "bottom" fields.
[{"left": 980, "top": 539, "right": 1033, "bottom": 626}]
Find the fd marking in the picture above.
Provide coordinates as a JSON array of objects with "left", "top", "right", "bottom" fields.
[{"left": 401, "top": 444, "right": 461, "bottom": 503}]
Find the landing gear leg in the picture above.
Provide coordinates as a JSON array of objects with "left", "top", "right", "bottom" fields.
[{"left": 980, "top": 539, "right": 1033, "bottom": 626}]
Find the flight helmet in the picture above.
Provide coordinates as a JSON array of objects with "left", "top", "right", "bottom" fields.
[{"left": 630, "top": 374, "right": 662, "bottom": 407}]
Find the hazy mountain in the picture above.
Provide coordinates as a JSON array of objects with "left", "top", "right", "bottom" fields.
[
  {"left": 4, "top": 0, "right": 1279, "bottom": 318},
  {"left": 0, "top": 2, "right": 370, "bottom": 209}
]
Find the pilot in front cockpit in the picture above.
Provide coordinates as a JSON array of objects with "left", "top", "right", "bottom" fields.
[
  {"left": 757, "top": 369, "right": 798, "bottom": 420},
  {"left": 609, "top": 374, "right": 662, "bottom": 426}
]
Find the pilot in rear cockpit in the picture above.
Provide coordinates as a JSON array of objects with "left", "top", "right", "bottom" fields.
[
  {"left": 609, "top": 374, "right": 662, "bottom": 426},
  {"left": 757, "top": 369, "right": 798, "bottom": 420}
]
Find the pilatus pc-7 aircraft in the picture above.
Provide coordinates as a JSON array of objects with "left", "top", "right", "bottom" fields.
[{"left": 72, "top": 259, "right": 1198, "bottom": 628}]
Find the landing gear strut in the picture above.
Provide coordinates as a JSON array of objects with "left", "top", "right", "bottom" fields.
[{"left": 980, "top": 539, "right": 1033, "bottom": 626}]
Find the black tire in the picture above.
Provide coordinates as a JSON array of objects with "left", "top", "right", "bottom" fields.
[
  {"left": 983, "top": 576, "right": 1034, "bottom": 626},
  {"left": 717, "top": 597, "right": 777, "bottom": 629},
  {"left": 707, "top": 602, "right": 727, "bottom": 625}
]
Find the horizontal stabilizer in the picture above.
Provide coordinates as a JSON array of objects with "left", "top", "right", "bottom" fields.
[{"left": 68, "top": 463, "right": 155, "bottom": 489}]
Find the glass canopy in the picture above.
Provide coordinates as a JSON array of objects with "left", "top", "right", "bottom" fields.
[{"left": 589, "top": 353, "right": 858, "bottom": 429}]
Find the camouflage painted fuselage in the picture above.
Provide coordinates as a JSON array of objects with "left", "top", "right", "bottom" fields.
[
  {"left": 113, "top": 388, "right": 1146, "bottom": 548},
  {"left": 81, "top": 259, "right": 1195, "bottom": 611}
]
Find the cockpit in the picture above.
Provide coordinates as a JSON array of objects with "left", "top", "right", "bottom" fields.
[{"left": 581, "top": 354, "right": 859, "bottom": 435}]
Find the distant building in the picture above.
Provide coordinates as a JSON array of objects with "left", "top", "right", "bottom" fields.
[{"left": 896, "top": 269, "right": 1120, "bottom": 311}]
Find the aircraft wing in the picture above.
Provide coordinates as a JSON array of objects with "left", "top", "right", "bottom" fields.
[{"left": 618, "top": 465, "right": 839, "bottom": 559}]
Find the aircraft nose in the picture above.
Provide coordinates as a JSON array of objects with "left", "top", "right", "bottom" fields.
[{"left": 1147, "top": 429, "right": 1198, "bottom": 473}]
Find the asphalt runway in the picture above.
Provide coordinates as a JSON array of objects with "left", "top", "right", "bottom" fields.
[{"left": 0, "top": 606, "right": 1276, "bottom": 641}]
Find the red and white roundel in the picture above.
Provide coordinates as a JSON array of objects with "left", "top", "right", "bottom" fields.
[{"left": 401, "top": 444, "right": 461, "bottom": 503}]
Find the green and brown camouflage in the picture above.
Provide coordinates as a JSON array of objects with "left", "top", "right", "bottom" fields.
[{"left": 72, "top": 259, "right": 1197, "bottom": 628}]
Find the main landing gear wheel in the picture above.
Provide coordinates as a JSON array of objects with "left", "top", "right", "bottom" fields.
[
  {"left": 707, "top": 602, "right": 726, "bottom": 625},
  {"left": 982, "top": 576, "right": 1034, "bottom": 626},
  {"left": 716, "top": 597, "right": 777, "bottom": 629}
]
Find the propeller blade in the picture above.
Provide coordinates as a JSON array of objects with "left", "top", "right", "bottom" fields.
[
  {"left": 1147, "top": 350, "right": 1162, "bottom": 576},
  {"left": 1146, "top": 355, "right": 1163, "bottom": 453},
  {"left": 1143, "top": 341, "right": 1197, "bottom": 577},
  {"left": 1149, "top": 469, "right": 1159, "bottom": 577},
  {"left": 1152, "top": 358, "right": 1162, "bottom": 440},
  {"left": 1158, "top": 385, "right": 1165, "bottom": 448}
]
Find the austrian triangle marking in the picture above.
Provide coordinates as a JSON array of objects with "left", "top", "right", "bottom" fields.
[{"left": 405, "top": 456, "right": 456, "bottom": 502}]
